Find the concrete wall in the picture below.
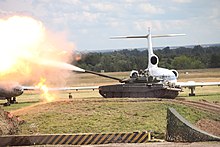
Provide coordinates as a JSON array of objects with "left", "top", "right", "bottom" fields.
[{"left": 166, "top": 108, "right": 220, "bottom": 142}]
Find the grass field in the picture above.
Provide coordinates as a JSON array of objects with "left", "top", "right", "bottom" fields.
[
  {"left": 15, "top": 100, "right": 220, "bottom": 136},
  {"left": 1, "top": 68, "right": 220, "bottom": 136}
]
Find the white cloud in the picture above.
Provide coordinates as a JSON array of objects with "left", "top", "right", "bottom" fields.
[
  {"left": 139, "top": 3, "right": 164, "bottom": 14},
  {"left": 80, "top": 29, "right": 88, "bottom": 34},
  {"left": 206, "top": 7, "right": 220, "bottom": 27},
  {"left": 172, "top": 0, "right": 191, "bottom": 3},
  {"left": 57, "top": 11, "right": 99, "bottom": 23},
  {"left": 124, "top": 0, "right": 136, "bottom": 3},
  {"left": 134, "top": 20, "right": 163, "bottom": 31},
  {"left": 107, "top": 20, "right": 120, "bottom": 28},
  {"left": 59, "top": 0, "right": 80, "bottom": 5},
  {"left": 82, "top": 5, "right": 90, "bottom": 11},
  {"left": 134, "top": 19, "right": 188, "bottom": 32},
  {"left": 81, "top": 11, "right": 99, "bottom": 22},
  {"left": 210, "top": 7, "right": 220, "bottom": 19},
  {"left": 0, "top": 0, "right": 219, "bottom": 50},
  {"left": 91, "top": 3, "right": 114, "bottom": 12}
]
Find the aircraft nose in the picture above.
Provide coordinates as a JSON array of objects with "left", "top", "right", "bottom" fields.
[{"left": 14, "top": 86, "right": 24, "bottom": 94}]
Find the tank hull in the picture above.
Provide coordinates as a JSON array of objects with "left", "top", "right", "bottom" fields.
[{"left": 99, "top": 83, "right": 181, "bottom": 99}]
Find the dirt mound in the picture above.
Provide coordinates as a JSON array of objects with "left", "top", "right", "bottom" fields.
[
  {"left": 0, "top": 107, "right": 24, "bottom": 135},
  {"left": 196, "top": 119, "right": 220, "bottom": 137}
]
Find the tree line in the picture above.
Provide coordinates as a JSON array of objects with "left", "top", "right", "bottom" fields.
[{"left": 74, "top": 45, "right": 220, "bottom": 72}]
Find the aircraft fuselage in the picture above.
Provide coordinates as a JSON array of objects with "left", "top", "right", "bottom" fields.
[
  {"left": 0, "top": 82, "right": 23, "bottom": 103},
  {"left": 146, "top": 67, "right": 178, "bottom": 84}
]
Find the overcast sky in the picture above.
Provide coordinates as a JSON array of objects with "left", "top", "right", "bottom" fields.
[{"left": 0, "top": 0, "right": 220, "bottom": 51}]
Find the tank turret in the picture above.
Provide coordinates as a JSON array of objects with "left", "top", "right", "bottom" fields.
[{"left": 85, "top": 70, "right": 161, "bottom": 84}]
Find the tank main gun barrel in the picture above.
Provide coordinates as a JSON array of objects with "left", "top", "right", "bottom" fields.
[{"left": 85, "top": 70, "right": 123, "bottom": 82}]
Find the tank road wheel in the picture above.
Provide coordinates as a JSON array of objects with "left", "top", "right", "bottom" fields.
[
  {"left": 113, "top": 92, "right": 122, "bottom": 98},
  {"left": 124, "top": 92, "right": 131, "bottom": 98},
  {"left": 152, "top": 90, "right": 165, "bottom": 98},
  {"left": 100, "top": 91, "right": 113, "bottom": 98},
  {"left": 99, "top": 90, "right": 107, "bottom": 98},
  {"left": 170, "top": 91, "right": 179, "bottom": 99},
  {"left": 163, "top": 90, "right": 179, "bottom": 99},
  {"left": 106, "top": 92, "right": 114, "bottom": 98}
]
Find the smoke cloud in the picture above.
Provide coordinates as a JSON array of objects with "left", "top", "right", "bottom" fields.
[{"left": 0, "top": 15, "right": 76, "bottom": 86}]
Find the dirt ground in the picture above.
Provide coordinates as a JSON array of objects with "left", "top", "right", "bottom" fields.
[
  {"left": 196, "top": 119, "right": 220, "bottom": 137},
  {"left": 0, "top": 107, "right": 23, "bottom": 135}
]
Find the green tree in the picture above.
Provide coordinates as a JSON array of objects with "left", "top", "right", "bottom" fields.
[
  {"left": 75, "top": 45, "right": 220, "bottom": 71},
  {"left": 209, "top": 54, "right": 220, "bottom": 68},
  {"left": 172, "top": 55, "right": 204, "bottom": 69}
]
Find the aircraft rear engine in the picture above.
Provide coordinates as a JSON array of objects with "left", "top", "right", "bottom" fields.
[
  {"left": 150, "top": 55, "right": 159, "bottom": 65},
  {"left": 171, "top": 70, "right": 179, "bottom": 78},
  {"left": 130, "top": 70, "right": 139, "bottom": 78}
]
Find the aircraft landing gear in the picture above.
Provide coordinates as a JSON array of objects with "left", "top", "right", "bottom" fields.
[
  {"left": 4, "top": 97, "right": 17, "bottom": 106},
  {"left": 189, "top": 87, "right": 196, "bottom": 96},
  {"left": 4, "top": 98, "right": 11, "bottom": 106},
  {"left": 10, "top": 97, "right": 18, "bottom": 104},
  {"left": 69, "top": 93, "right": 73, "bottom": 99}
]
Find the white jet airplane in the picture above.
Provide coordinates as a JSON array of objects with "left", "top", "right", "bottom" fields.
[{"left": 111, "top": 28, "right": 220, "bottom": 96}]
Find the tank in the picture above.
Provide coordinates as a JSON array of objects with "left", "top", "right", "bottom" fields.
[{"left": 85, "top": 70, "right": 181, "bottom": 99}]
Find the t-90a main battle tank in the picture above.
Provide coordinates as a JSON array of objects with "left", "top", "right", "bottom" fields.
[{"left": 85, "top": 70, "right": 181, "bottom": 99}]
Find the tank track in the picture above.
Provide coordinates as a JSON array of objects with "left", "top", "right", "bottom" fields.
[{"left": 99, "top": 83, "right": 180, "bottom": 99}]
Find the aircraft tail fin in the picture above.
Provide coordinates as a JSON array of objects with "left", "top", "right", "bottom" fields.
[
  {"left": 110, "top": 30, "right": 185, "bottom": 69},
  {"left": 110, "top": 34, "right": 185, "bottom": 39},
  {"left": 152, "top": 34, "right": 186, "bottom": 38},
  {"left": 110, "top": 35, "right": 148, "bottom": 39}
]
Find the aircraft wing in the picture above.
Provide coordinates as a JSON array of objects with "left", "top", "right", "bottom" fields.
[
  {"left": 176, "top": 81, "right": 220, "bottom": 87},
  {"left": 22, "top": 86, "right": 99, "bottom": 91},
  {"left": 22, "top": 86, "right": 39, "bottom": 90}
]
